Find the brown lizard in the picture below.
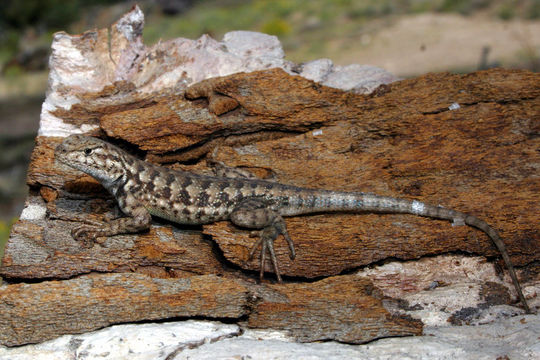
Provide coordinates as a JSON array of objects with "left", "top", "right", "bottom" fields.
[{"left": 55, "top": 134, "right": 531, "bottom": 312}]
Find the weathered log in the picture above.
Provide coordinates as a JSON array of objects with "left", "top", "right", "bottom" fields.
[
  {"left": 0, "top": 271, "right": 420, "bottom": 346},
  {"left": 0, "top": 273, "right": 250, "bottom": 346},
  {"left": 2, "top": 202, "right": 224, "bottom": 279},
  {"left": 197, "top": 69, "right": 540, "bottom": 275},
  {"left": 1, "top": 5, "right": 538, "bottom": 348},
  {"left": 248, "top": 275, "right": 423, "bottom": 344},
  {"left": 4, "top": 68, "right": 539, "bottom": 280}
]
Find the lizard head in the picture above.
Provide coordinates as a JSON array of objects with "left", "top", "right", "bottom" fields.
[{"left": 55, "top": 135, "right": 129, "bottom": 186}]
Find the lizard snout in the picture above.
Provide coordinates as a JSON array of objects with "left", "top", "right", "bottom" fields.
[
  {"left": 55, "top": 143, "right": 67, "bottom": 154},
  {"left": 54, "top": 143, "right": 68, "bottom": 160}
]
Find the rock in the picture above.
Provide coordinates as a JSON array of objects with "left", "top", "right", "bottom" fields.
[
  {"left": 355, "top": 255, "right": 539, "bottom": 326},
  {"left": 183, "top": 314, "right": 540, "bottom": 359},
  {"left": 1, "top": 315, "right": 538, "bottom": 359},
  {"left": 0, "top": 320, "right": 242, "bottom": 360}
]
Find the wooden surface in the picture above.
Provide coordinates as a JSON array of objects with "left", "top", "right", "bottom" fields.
[
  {"left": 1, "top": 68, "right": 538, "bottom": 346},
  {"left": 248, "top": 275, "right": 423, "bottom": 343},
  {"left": 0, "top": 272, "right": 420, "bottom": 346},
  {"left": 0, "top": 273, "right": 250, "bottom": 346}
]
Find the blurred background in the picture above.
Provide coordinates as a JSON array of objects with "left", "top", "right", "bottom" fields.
[{"left": 1, "top": 0, "right": 539, "bottom": 256}]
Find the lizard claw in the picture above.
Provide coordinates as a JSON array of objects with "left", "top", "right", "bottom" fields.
[
  {"left": 246, "top": 220, "right": 296, "bottom": 283},
  {"left": 247, "top": 232, "right": 283, "bottom": 283},
  {"left": 247, "top": 237, "right": 263, "bottom": 261},
  {"left": 71, "top": 225, "right": 99, "bottom": 248}
]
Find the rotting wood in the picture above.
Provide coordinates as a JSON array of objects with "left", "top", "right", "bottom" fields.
[
  {"left": 248, "top": 275, "right": 423, "bottom": 343},
  {"left": 7, "top": 68, "right": 539, "bottom": 281},
  {"left": 0, "top": 273, "right": 250, "bottom": 346},
  {"left": 1, "top": 68, "right": 538, "bottom": 347}
]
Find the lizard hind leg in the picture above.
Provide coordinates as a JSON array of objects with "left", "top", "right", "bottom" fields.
[{"left": 229, "top": 198, "right": 295, "bottom": 282}]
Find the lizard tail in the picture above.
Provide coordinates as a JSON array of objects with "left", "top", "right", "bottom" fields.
[
  {"left": 287, "top": 191, "right": 530, "bottom": 312},
  {"left": 373, "top": 197, "right": 531, "bottom": 313},
  {"left": 405, "top": 198, "right": 530, "bottom": 313}
]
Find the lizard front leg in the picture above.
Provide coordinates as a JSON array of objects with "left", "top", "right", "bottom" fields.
[
  {"left": 229, "top": 198, "right": 295, "bottom": 282},
  {"left": 72, "top": 198, "right": 151, "bottom": 247}
]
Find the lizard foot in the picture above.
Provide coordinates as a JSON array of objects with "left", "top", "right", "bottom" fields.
[
  {"left": 246, "top": 217, "right": 296, "bottom": 283},
  {"left": 230, "top": 198, "right": 296, "bottom": 282},
  {"left": 71, "top": 225, "right": 100, "bottom": 248}
]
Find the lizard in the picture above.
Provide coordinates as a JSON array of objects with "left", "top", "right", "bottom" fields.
[{"left": 55, "top": 134, "right": 531, "bottom": 313}]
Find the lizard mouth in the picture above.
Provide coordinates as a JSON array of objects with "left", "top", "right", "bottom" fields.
[
  {"left": 54, "top": 142, "right": 73, "bottom": 167},
  {"left": 54, "top": 141, "right": 85, "bottom": 172},
  {"left": 54, "top": 143, "right": 67, "bottom": 161}
]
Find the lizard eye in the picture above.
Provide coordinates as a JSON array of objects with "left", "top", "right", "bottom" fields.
[{"left": 84, "top": 148, "right": 92, "bottom": 155}]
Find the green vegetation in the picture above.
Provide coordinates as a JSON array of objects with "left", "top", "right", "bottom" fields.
[
  {"left": 0, "top": 133, "right": 35, "bottom": 262},
  {"left": 140, "top": 0, "right": 540, "bottom": 63},
  {"left": 497, "top": 1, "right": 516, "bottom": 20},
  {"left": 529, "top": 0, "right": 540, "bottom": 19},
  {"left": 0, "top": 0, "right": 119, "bottom": 71},
  {"left": 142, "top": 0, "right": 540, "bottom": 39},
  {"left": 0, "top": 218, "right": 16, "bottom": 261},
  {"left": 437, "top": 0, "right": 491, "bottom": 14},
  {"left": 1, "top": 0, "right": 539, "bottom": 70}
]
